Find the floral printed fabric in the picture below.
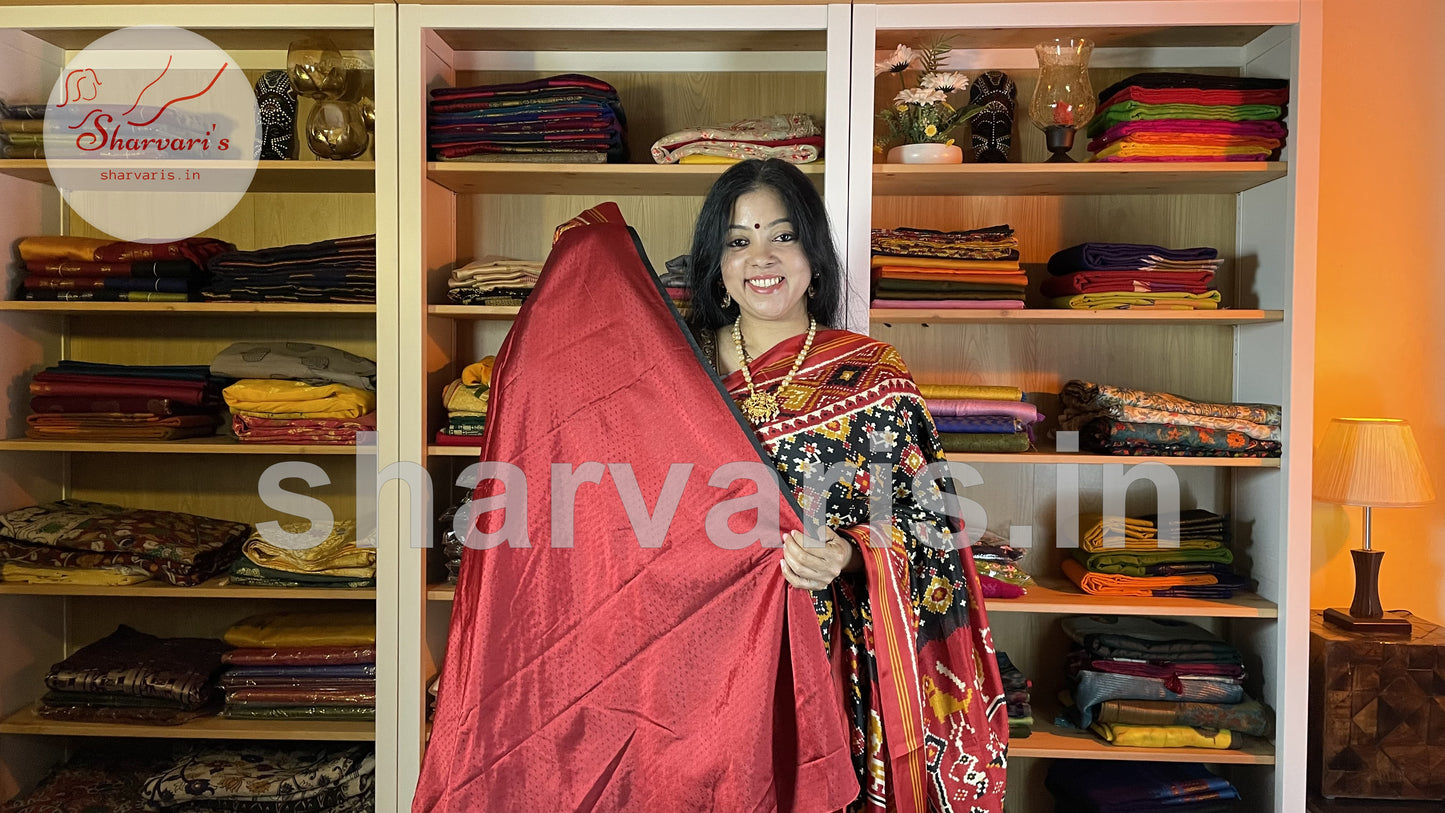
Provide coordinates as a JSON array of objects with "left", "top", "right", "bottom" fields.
[
  {"left": 0, "top": 747, "right": 175, "bottom": 813},
  {"left": 0, "top": 500, "right": 248, "bottom": 586},
  {"left": 1060, "top": 379, "right": 1279, "bottom": 425},
  {"left": 141, "top": 745, "right": 373, "bottom": 807}
]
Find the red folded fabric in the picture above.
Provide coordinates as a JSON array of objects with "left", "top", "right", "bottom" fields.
[
  {"left": 1040, "top": 270, "right": 1214, "bottom": 296},
  {"left": 414, "top": 203, "right": 858, "bottom": 812}
]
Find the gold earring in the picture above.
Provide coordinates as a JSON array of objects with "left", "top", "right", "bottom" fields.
[
  {"left": 721, "top": 290, "right": 732, "bottom": 308},
  {"left": 807, "top": 283, "right": 816, "bottom": 297}
]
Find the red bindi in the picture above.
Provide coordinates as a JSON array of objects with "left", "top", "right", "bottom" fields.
[{"left": 754, "top": 223, "right": 761, "bottom": 229}]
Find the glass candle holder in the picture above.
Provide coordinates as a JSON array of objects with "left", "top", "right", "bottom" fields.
[
  {"left": 1029, "top": 38, "right": 1096, "bottom": 163},
  {"left": 306, "top": 100, "right": 369, "bottom": 160},
  {"left": 287, "top": 37, "right": 358, "bottom": 101}
]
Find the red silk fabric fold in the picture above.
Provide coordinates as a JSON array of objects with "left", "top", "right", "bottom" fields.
[{"left": 414, "top": 203, "right": 857, "bottom": 812}]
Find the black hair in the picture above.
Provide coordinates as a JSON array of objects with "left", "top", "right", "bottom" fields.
[{"left": 685, "top": 158, "right": 842, "bottom": 332}]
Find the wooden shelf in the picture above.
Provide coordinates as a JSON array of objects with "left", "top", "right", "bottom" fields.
[
  {"left": 428, "top": 305, "right": 521, "bottom": 320},
  {"left": 0, "top": 302, "right": 375, "bottom": 316},
  {"left": 0, "top": 574, "right": 375, "bottom": 600},
  {"left": 428, "top": 580, "right": 1275, "bottom": 618},
  {"left": 0, "top": 706, "right": 374, "bottom": 741},
  {"left": 428, "top": 445, "right": 481, "bottom": 457},
  {"left": 945, "top": 448, "right": 1280, "bottom": 468},
  {"left": 871, "top": 162, "right": 1288, "bottom": 197},
  {"left": 879, "top": 25, "right": 1272, "bottom": 52},
  {"left": 435, "top": 28, "right": 825, "bottom": 54},
  {"left": 428, "top": 161, "right": 824, "bottom": 196},
  {"left": 0, "top": 437, "right": 366, "bottom": 455},
  {"left": 0, "top": 160, "right": 376, "bottom": 194},
  {"left": 1010, "top": 710, "right": 1275, "bottom": 764},
  {"left": 871, "top": 309, "right": 1284, "bottom": 326},
  {"left": 988, "top": 578, "right": 1276, "bottom": 618}
]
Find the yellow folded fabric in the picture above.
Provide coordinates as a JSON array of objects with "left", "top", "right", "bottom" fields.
[
  {"left": 242, "top": 519, "right": 376, "bottom": 578},
  {"left": 1090, "top": 721, "right": 1238, "bottom": 749},
  {"left": 16, "top": 235, "right": 116, "bottom": 262},
  {"left": 1050, "top": 292, "right": 1221, "bottom": 310},
  {"left": 917, "top": 384, "right": 1023, "bottom": 401},
  {"left": 442, "top": 379, "right": 489, "bottom": 417},
  {"left": 223, "top": 379, "right": 376, "bottom": 420},
  {"left": 224, "top": 610, "right": 375, "bottom": 648},
  {"left": 1094, "top": 142, "right": 1272, "bottom": 160},
  {"left": 0, "top": 561, "right": 151, "bottom": 585},
  {"left": 678, "top": 154, "right": 741, "bottom": 164},
  {"left": 461, "top": 356, "right": 495, "bottom": 388},
  {"left": 1078, "top": 513, "right": 1223, "bottom": 553},
  {"left": 1062, "top": 557, "right": 1216, "bottom": 596},
  {"left": 869, "top": 256, "right": 1021, "bottom": 271}
]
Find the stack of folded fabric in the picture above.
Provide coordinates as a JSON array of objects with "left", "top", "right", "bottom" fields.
[
  {"left": 201, "top": 234, "right": 376, "bottom": 303},
  {"left": 1060, "top": 615, "right": 1274, "bottom": 751},
  {"left": 870, "top": 225, "right": 1026, "bottom": 309},
  {"left": 27, "top": 360, "right": 224, "bottom": 440},
  {"left": 227, "top": 519, "right": 377, "bottom": 589},
  {"left": 0, "top": 745, "right": 179, "bottom": 813},
  {"left": 1060, "top": 380, "right": 1282, "bottom": 458},
  {"left": 15, "top": 235, "right": 232, "bottom": 302},
  {"left": 435, "top": 357, "right": 492, "bottom": 446},
  {"left": 0, "top": 499, "right": 248, "bottom": 586},
  {"left": 1086, "top": 72, "right": 1289, "bottom": 163},
  {"left": 446, "top": 256, "right": 543, "bottom": 305},
  {"left": 438, "top": 495, "right": 473, "bottom": 584},
  {"left": 918, "top": 383, "right": 1037, "bottom": 453},
  {"left": 0, "top": 101, "right": 45, "bottom": 159},
  {"left": 140, "top": 744, "right": 375, "bottom": 812},
  {"left": 212, "top": 341, "right": 377, "bottom": 445},
  {"left": 1044, "top": 242, "right": 1222, "bottom": 310},
  {"left": 659, "top": 259, "right": 692, "bottom": 317},
  {"left": 428, "top": 74, "right": 626, "bottom": 163},
  {"left": 1063, "top": 510, "right": 1249, "bottom": 598},
  {"left": 971, "top": 528, "right": 1034, "bottom": 598},
  {"left": 35, "top": 625, "right": 229, "bottom": 725},
  {"left": 219, "top": 611, "right": 376, "bottom": 722},
  {"left": 1046, "top": 760, "right": 1242, "bottom": 812},
  {"left": 651, "top": 114, "right": 823, "bottom": 165},
  {"left": 996, "top": 651, "right": 1033, "bottom": 739}
]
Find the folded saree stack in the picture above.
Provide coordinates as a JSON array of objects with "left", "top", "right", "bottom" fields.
[
  {"left": 437, "top": 496, "right": 472, "bottom": 584},
  {"left": 970, "top": 529, "right": 1033, "bottom": 598},
  {"left": 870, "top": 224, "right": 1026, "bottom": 309},
  {"left": 446, "top": 256, "right": 542, "bottom": 305},
  {"left": 26, "top": 360, "right": 224, "bottom": 440},
  {"left": 428, "top": 73, "right": 626, "bottom": 162},
  {"left": 226, "top": 519, "right": 377, "bottom": 588},
  {"left": 1, "top": 100, "right": 45, "bottom": 159},
  {"left": 1044, "top": 241, "right": 1222, "bottom": 310},
  {"left": 219, "top": 611, "right": 377, "bottom": 721},
  {"left": 1086, "top": 72, "right": 1290, "bottom": 163},
  {"left": 201, "top": 234, "right": 376, "bottom": 303},
  {"left": 212, "top": 341, "right": 377, "bottom": 445},
  {"left": 15, "top": 235, "right": 231, "bottom": 302},
  {"left": 1059, "top": 615, "right": 1273, "bottom": 751},
  {"left": 35, "top": 624, "right": 229, "bottom": 725},
  {"left": 650, "top": 113, "right": 823, "bottom": 164},
  {"left": 996, "top": 651, "right": 1034, "bottom": 738},
  {"left": 918, "top": 383, "right": 1037, "bottom": 453},
  {"left": 0, "top": 499, "right": 249, "bottom": 586},
  {"left": 659, "top": 261, "right": 692, "bottom": 317},
  {"left": 139, "top": 744, "right": 376, "bottom": 812},
  {"left": 1060, "top": 379, "right": 1282, "bottom": 458},
  {"left": 435, "top": 356, "right": 492, "bottom": 446},
  {"left": 1047, "top": 759, "right": 1243, "bottom": 812},
  {"left": 1063, "top": 510, "right": 1249, "bottom": 598}
]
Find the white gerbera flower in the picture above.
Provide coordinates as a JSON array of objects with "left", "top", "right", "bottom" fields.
[
  {"left": 921, "top": 71, "right": 970, "bottom": 94},
  {"left": 893, "top": 88, "right": 946, "bottom": 106},
  {"left": 875, "top": 45, "right": 917, "bottom": 76}
]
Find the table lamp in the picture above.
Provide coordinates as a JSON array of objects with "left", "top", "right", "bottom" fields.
[{"left": 1314, "top": 417, "right": 1436, "bottom": 634}]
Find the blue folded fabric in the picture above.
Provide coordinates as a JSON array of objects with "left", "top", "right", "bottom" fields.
[
  {"left": 1047, "top": 242, "right": 1219, "bottom": 275},
  {"left": 1046, "top": 759, "right": 1240, "bottom": 813},
  {"left": 932, "top": 415, "right": 1022, "bottom": 434}
]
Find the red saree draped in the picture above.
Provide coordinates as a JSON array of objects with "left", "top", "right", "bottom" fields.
[
  {"left": 413, "top": 204, "right": 858, "bottom": 812},
  {"left": 721, "top": 331, "right": 1009, "bottom": 813}
]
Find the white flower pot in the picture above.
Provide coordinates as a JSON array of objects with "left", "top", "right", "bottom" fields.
[{"left": 887, "top": 143, "right": 963, "bottom": 164}]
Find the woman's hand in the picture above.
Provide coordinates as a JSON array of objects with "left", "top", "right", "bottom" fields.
[{"left": 780, "top": 526, "right": 858, "bottom": 591}]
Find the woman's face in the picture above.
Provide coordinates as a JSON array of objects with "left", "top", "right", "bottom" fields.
[{"left": 720, "top": 187, "right": 812, "bottom": 327}]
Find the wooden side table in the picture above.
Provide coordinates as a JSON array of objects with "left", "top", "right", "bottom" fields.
[{"left": 1309, "top": 610, "right": 1445, "bottom": 800}]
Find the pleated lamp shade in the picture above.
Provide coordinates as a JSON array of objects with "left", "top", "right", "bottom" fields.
[{"left": 1314, "top": 418, "right": 1436, "bottom": 507}]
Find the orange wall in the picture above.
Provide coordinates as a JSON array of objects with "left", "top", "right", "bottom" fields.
[{"left": 1313, "top": 0, "right": 1445, "bottom": 622}]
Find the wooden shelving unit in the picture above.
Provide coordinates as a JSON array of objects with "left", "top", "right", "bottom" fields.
[
  {"left": 1010, "top": 707, "right": 1276, "bottom": 765},
  {"left": 871, "top": 162, "right": 1288, "bottom": 197},
  {"left": 428, "top": 161, "right": 825, "bottom": 196},
  {"left": 0, "top": 707, "right": 375, "bottom": 742}
]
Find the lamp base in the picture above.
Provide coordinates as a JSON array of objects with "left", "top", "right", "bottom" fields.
[
  {"left": 1043, "top": 125, "right": 1077, "bottom": 163},
  {"left": 1322, "top": 607, "right": 1413, "bottom": 635}
]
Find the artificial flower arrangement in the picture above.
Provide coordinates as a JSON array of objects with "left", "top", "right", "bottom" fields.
[{"left": 875, "top": 39, "right": 984, "bottom": 153}]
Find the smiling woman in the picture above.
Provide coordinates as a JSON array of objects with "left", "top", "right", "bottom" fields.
[{"left": 685, "top": 158, "right": 1010, "bottom": 813}]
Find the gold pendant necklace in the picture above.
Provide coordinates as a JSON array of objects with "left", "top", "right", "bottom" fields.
[{"left": 733, "top": 316, "right": 816, "bottom": 426}]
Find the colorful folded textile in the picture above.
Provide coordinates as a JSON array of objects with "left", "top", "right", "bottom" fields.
[
  {"left": 202, "top": 234, "right": 375, "bottom": 303},
  {"left": 1087, "top": 101, "right": 1285, "bottom": 137},
  {"left": 651, "top": 114, "right": 822, "bottom": 164},
  {"left": 918, "top": 384, "right": 1022, "bottom": 401},
  {"left": 1079, "top": 418, "right": 1283, "bottom": 458},
  {"left": 20, "top": 289, "right": 189, "bottom": 302},
  {"left": 227, "top": 557, "right": 376, "bottom": 588},
  {"left": 1062, "top": 557, "right": 1228, "bottom": 597},
  {"left": 0, "top": 747, "right": 175, "bottom": 813},
  {"left": 211, "top": 342, "right": 376, "bottom": 391},
  {"left": 18, "top": 235, "right": 234, "bottom": 267},
  {"left": 223, "top": 379, "right": 376, "bottom": 420},
  {"left": 933, "top": 415, "right": 1021, "bottom": 434},
  {"left": 926, "top": 398, "right": 1042, "bottom": 423},
  {"left": 871, "top": 225, "right": 1018, "bottom": 261},
  {"left": 1062, "top": 615, "right": 1244, "bottom": 663},
  {"left": 1087, "top": 118, "right": 1287, "bottom": 152},
  {"left": 1068, "top": 673, "right": 1246, "bottom": 727},
  {"left": 1060, "top": 379, "right": 1280, "bottom": 426},
  {"left": 25, "top": 412, "right": 219, "bottom": 440},
  {"left": 1099, "top": 84, "right": 1290, "bottom": 109},
  {"left": 939, "top": 431, "right": 1030, "bottom": 454},
  {"left": 1095, "top": 141, "right": 1274, "bottom": 160},
  {"left": 1048, "top": 291, "right": 1221, "bottom": 310},
  {"left": 139, "top": 744, "right": 374, "bottom": 808},
  {"left": 428, "top": 74, "right": 626, "bottom": 162},
  {"left": 223, "top": 645, "right": 377, "bottom": 666},
  {"left": 0, "top": 499, "right": 247, "bottom": 586},
  {"left": 43, "top": 624, "right": 229, "bottom": 709},
  {"left": 221, "top": 705, "right": 377, "bottom": 721},
  {"left": 1096, "top": 697, "right": 1273, "bottom": 737},
  {"left": 224, "top": 611, "right": 375, "bottom": 648},
  {"left": 869, "top": 256, "right": 1022, "bottom": 271},
  {"left": 872, "top": 299, "right": 1025, "bottom": 309},
  {"left": 1095, "top": 71, "right": 1291, "bottom": 98},
  {"left": 1041, "top": 270, "right": 1214, "bottom": 296},
  {"left": 1046, "top": 242, "right": 1218, "bottom": 274},
  {"left": 1090, "top": 721, "right": 1240, "bottom": 749},
  {"left": 241, "top": 519, "right": 376, "bottom": 579},
  {"left": 0, "top": 560, "right": 150, "bottom": 585},
  {"left": 1045, "top": 759, "right": 1240, "bottom": 813},
  {"left": 231, "top": 411, "right": 377, "bottom": 444},
  {"left": 1076, "top": 510, "right": 1226, "bottom": 552}
]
